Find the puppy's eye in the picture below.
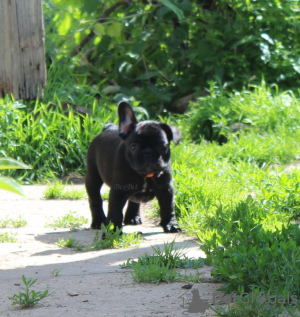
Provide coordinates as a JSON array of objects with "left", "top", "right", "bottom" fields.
[{"left": 130, "top": 143, "right": 137, "bottom": 151}]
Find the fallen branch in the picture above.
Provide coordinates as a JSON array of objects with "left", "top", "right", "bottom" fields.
[{"left": 70, "top": 0, "right": 133, "bottom": 57}]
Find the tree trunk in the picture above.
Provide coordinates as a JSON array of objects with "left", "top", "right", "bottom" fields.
[{"left": 0, "top": 0, "right": 46, "bottom": 100}]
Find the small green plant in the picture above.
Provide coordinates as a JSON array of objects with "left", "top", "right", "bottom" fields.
[
  {"left": 90, "top": 224, "right": 143, "bottom": 250},
  {"left": 123, "top": 241, "right": 205, "bottom": 283},
  {"left": 8, "top": 275, "right": 49, "bottom": 308},
  {"left": 10, "top": 216, "right": 27, "bottom": 228},
  {"left": 56, "top": 223, "right": 143, "bottom": 252},
  {"left": 43, "top": 181, "right": 86, "bottom": 199},
  {"left": 180, "top": 271, "right": 202, "bottom": 283},
  {"left": 0, "top": 216, "right": 27, "bottom": 228},
  {"left": 56, "top": 236, "right": 85, "bottom": 251},
  {"left": 96, "top": 223, "right": 131, "bottom": 249},
  {"left": 46, "top": 211, "right": 88, "bottom": 231},
  {"left": 43, "top": 181, "right": 64, "bottom": 199},
  {"left": 50, "top": 269, "right": 61, "bottom": 276},
  {"left": 116, "top": 231, "right": 144, "bottom": 249},
  {"left": 0, "top": 232, "right": 17, "bottom": 243},
  {"left": 0, "top": 217, "right": 11, "bottom": 228},
  {"left": 127, "top": 257, "right": 180, "bottom": 283}
]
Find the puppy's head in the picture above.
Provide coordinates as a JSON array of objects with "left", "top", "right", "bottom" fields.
[{"left": 118, "top": 101, "right": 181, "bottom": 177}]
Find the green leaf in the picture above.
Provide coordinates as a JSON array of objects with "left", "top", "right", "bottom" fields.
[
  {"left": 0, "top": 176, "right": 25, "bottom": 196},
  {"left": 135, "top": 71, "right": 159, "bottom": 81},
  {"left": 82, "top": 0, "right": 99, "bottom": 13},
  {"left": 0, "top": 158, "right": 31, "bottom": 170},
  {"left": 292, "top": 58, "right": 300, "bottom": 74},
  {"left": 159, "top": 0, "right": 184, "bottom": 21},
  {"left": 94, "top": 23, "right": 106, "bottom": 37},
  {"left": 107, "top": 22, "right": 122, "bottom": 39},
  {"left": 251, "top": 224, "right": 263, "bottom": 232},
  {"left": 57, "top": 12, "right": 72, "bottom": 35},
  {"left": 231, "top": 35, "right": 257, "bottom": 49}
]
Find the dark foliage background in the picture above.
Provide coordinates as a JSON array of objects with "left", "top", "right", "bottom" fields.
[{"left": 44, "top": 0, "right": 300, "bottom": 113}]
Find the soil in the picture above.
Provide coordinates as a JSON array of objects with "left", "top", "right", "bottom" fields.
[{"left": 0, "top": 183, "right": 221, "bottom": 317}]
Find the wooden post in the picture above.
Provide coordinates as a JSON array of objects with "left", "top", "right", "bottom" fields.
[{"left": 0, "top": 0, "right": 46, "bottom": 100}]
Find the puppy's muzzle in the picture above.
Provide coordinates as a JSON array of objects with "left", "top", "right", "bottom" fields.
[{"left": 143, "top": 151, "right": 155, "bottom": 162}]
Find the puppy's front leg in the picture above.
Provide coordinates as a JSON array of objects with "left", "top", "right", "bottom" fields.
[
  {"left": 124, "top": 201, "right": 142, "bottom": 225},
  {"left": 156, "top": 184, "right": 181, "bottom": 233},
  {"left": 106, "top": 189, "right": 128, "bottom": 230}
]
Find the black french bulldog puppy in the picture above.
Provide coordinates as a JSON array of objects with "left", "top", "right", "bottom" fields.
[{"left": 85, "top": 101, "right": 181, "bottom": 233}]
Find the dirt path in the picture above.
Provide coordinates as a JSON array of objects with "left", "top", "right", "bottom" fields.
[{"left": 0, "top": 184, "right": 220, "bottom": 317}]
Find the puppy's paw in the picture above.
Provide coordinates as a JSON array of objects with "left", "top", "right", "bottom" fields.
[
  {"left": 163, "top": 224, "right": 181, "bottom": 233},
  {"left": 124, "top": 217, "right": 143, "bottom": 225}
]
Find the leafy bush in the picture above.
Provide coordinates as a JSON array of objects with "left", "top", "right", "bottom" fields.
[{"left": 43, "top": 0, "right": 300, "bottom": 111}]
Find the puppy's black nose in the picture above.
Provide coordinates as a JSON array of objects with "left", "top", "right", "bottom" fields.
[{"left": 143, "top": 152, "right": 154, "bottom": 161}]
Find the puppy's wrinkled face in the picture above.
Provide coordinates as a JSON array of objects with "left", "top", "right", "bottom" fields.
[
  {"left": 124, "top": 122, "right": 171, "bottom": 176},
  {"left": 118, "top": 101, "right": 181, "bottom": 177}
]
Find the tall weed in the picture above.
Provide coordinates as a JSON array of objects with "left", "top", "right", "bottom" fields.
[{"left": 0, "top": 97, "right": 116, "bottom": 182}]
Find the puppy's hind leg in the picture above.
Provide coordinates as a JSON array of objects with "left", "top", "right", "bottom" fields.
[
  {"left": 124, "top": 201, "right": 142, "bottom": 225},
  {"left": 85, "top": 169, "right": 107, "bottom": 229}
]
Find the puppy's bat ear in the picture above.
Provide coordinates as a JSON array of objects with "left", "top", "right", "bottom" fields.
[
  {"left": 159, "top": 123, "right": 181, "bottom": 145},
  {"left": 118, "top": 101, "right": 138, "bottom": 139}
]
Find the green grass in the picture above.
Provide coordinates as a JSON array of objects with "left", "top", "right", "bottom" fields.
[
  {"left": 43, "top": 181, "right": 86, "bottom": 199},
  {"left": 56, "top": 223, "right": 143, "bottom": 251},
  {"left": 50, "top": 269, "right": 61, "bottom": 277},
  {"left": 188, "top": 83, "right": 300, "bottom": 147},
  {"left": 171, "top": 143, "right": 300, "bottom": 311},
  {"left": 201, "top": 198, "right": 300, "bottom": 295},
  {"left": 0, "top": 95, "right": 117, "bottom": 183},
  {"left": 45, "top": 211, "right": 88, "bottom": 231},
  {"left": 91, "top": 223, "right": 144, "bottom": 250},
  {"left": 123, "top": 241, "right": 205, "bottom": 283},
  {"left": 56, "top": 236, "right": 85, "bottom": 251}
]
